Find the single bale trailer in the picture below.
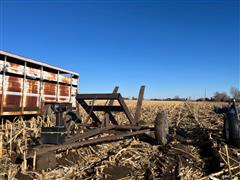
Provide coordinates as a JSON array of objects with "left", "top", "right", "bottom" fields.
[{"left": 0, "top": 50, "right": 79, "bottom": 117}]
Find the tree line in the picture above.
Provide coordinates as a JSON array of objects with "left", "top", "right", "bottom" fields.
[{"left": 148, "top": 86, "right": 240, "bottom": 102}]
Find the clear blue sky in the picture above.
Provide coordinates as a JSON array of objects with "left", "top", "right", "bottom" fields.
[{"left": 0, "top": 0, "right": 239, "bottom": 99}]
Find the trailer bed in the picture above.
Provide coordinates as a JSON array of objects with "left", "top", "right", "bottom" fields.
[{"left": 0, "top": 50, "right": 79, "bottom": 116}]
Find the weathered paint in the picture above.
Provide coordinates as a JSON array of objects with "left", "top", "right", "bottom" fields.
[{"left": 0, "top": 51, "right": 79, "bottom": 116}]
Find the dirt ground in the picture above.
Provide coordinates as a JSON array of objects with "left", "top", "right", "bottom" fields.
[{"left": 0, "top": 101, "right": 240, "bottom": 180}]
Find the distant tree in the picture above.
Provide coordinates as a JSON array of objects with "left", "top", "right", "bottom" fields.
[
  {"left": 174, "top": 96, "right": 180, "bottom": 100},
  {"left": 212, "top": 91, "right": 230, "bottom": 102},
  {"left": 132, "top": 96, "right": 137, "bottom": 100},
  {"left": 230, "top": 86, "right": 240, "bottom": 101},
  {"left": 150, "top": 98, "right": 161, "bottom": 101}
]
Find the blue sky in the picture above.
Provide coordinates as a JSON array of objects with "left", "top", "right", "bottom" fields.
[{"left": 0, "top": 0, "right": 239, "bottom": 99}]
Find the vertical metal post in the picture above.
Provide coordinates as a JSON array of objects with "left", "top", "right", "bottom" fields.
[
  {"left": 1, "top": 56, "right": 7, "bottom": 114},
  {"left": 57, "top": 71, "right": 59, "bottom": 102},
  {"left": 39, "top": 66, "right": 43, "bottom": 112},
  {"left": 134, "top": 86, "right": 145, "bottom": 124},
  {"left": 70, "top": 74, "right": 72, "bottom": 102},
  {"left": 76, "top": 76, "right": 80, "bottom": 112},
  {"left": 21, "top": 61, "right": 27, "bottom": 113}
]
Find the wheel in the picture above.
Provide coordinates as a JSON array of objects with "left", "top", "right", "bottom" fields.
[
  {"left": 154, "top": 111, "right": 169, "bottom": 145},
  {"left": 223, "top": 117, "right": 230, "bottom": 143},
  {"left": 227, "top": 111, "right": 240, "bottom": 147}
]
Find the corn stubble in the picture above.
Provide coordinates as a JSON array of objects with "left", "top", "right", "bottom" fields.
[{"left": 0, "top": 101, "right": 239, "bottom": 179}]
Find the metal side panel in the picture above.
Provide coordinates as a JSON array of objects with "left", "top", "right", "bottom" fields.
[
  {"left": 43, "top": 82, "right": 57, "bottom": 102},
  {"left": 24, "top": 79, "right": 40, "bottom": 111},
  {"left": 59, "top": 84, "right": 70, "bottom": 102},
  {"left": 3, "top": 75, "right": 23, "bottom": 112}
]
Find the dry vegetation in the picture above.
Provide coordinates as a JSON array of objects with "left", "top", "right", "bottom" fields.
[{"left": 0, "top": 101, "right": 240, "bottom": 180}]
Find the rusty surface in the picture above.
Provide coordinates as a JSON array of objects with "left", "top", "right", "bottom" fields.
[
  {"left": 0, "top": 52, "right": 79, "bottom": 116},
  {"left": 0, "top": 50, "right": 79, "bottom": 76}
]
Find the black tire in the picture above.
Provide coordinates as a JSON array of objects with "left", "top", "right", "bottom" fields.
[
  {"left": 223, "top": 117, "right": 230, "bottom": 143},
  {"left": 154, "top": 111, "right": 169, "bottom": 145},
  {"left": 227, "top": 112, "right": 240, "bottom": 147}
]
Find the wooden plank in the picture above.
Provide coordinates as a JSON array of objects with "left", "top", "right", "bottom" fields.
[
  {"left": 108, "top": 86, "right": 119, "bottom": 106},
  {"left": 65, "top": 125, "right": 115, "bottom": 144},
  {"left": 134, "top": 86, "right": 145, "bottom": 124},
  {"left": 78, "top": 99, "right": 101, "bottom": 126},
  {"left": 107, "top": 111, "right": 118, "bottom": 125},
  {"left": 28, "top": 129, "right": 151, "bottom": 158},
  {"left": 118, "top": 94, "right": 135, "bottom": 125},
  {"left": 106, "top": 86, "right": 119, "bottom": 125},
  {"left": 77, "top": 93, "right": 120, "bottom": 100},
  {"left": 91, "top": 105, "right": 123, "bottom": 112}
]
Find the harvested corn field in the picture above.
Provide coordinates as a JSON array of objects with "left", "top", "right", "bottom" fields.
[{"left": 0, "top": 101, "right": 240, "bottom": 179}]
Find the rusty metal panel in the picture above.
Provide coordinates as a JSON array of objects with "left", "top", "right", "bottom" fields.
[
  {"left": 72, "top": 78, "right": 78, "bottom": 86},
  {"left": 44, "top": 82, "right": 56, "bottom": 95},
  {"left": 26, "top": 66, "right": 41, "bottom": 79},
  {"left": 25, "top": 79, "right": 39, "bottom": 108},
  {"left": 0, "top": 51, "right": 79, "bottom": 116},
  {"left": 59, "top": 74, "right": 70, "bottom": 84},
  {"left": 59, "top": 84, "right": 70, "bottom": 102},
  {"left": 43, "top": 71, "right": 57, "bottom": 81},
  {"left": 5, "top": 61, "right": 24, "bottom": 75},
  {"left": 0, "top": 50, "right": 79, "bottom": 76},
  {"left": 43, "top": 82, "right": 57, "bottom": 102},
  {"left": 6, "top": 76, "right": 23, "bottom": 92},
  {"left": 4, "top": 76, "right": 23, "bottom": 112}
]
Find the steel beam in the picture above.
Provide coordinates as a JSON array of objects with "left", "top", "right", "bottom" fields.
[{"left": 77, "top": 93, "right": 120, "bottom": 100}]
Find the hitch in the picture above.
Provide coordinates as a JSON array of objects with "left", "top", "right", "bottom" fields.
[{"left": 40, "top": 103, "right": 70, "bottom": 144}]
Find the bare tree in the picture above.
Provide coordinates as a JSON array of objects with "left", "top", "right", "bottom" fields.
[
  {"left": 213, "top": 91, "right": 230, "bottom": 102},
  {"left": 230, "top": 86, "right": 240, "bottom": 101}
]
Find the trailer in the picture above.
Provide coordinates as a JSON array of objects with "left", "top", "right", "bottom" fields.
[
  {"left": 0, "top": 50, "right": 79, "bottom": 116},
  {"left": 0, "top": 51, "right": 169, "bottom": 171}
]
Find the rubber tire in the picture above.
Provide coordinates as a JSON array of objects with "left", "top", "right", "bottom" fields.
[
  {"left": 154, "top": 111, "right": 169, "bottom": 145},
  {"left": 227, "top": 112, "right": 240, "bottom": 148},
  {"left": 223, "top": 117, "right": 230, "bottom": 143}
]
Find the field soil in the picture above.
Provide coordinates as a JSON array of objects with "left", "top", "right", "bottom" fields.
[{"left": 0, "top": 101, "right": 240, "bottom": 179}]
